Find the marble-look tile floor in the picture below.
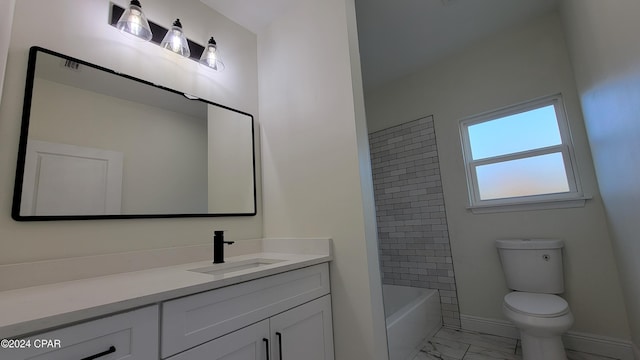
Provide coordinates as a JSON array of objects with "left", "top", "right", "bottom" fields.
[{"left": 411, "top": 327, "right": 620, "bottom": 360}]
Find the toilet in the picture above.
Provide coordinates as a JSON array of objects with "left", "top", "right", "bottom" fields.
[{"left": 496, "top": 239, "right": 574, "bottom": 360}]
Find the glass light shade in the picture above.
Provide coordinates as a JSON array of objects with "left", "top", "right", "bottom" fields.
[
  {"left": 199, "top": 37, "right": 225, "bottom": 71},
  {"left": 160, "top": 19, "right": 191, "bottom": 57},
  {"left": 116, "top": 0, "right": 153, "bottom": 41}
]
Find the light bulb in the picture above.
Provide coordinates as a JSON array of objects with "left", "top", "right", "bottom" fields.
[
  {"left": 116, "top": 0, "right": 153, "bottom": 41},
  {"left": 160, "top": 19, "right": 191, "bottom": 57},
  {"left": 199, "top": 37, "right": 225, "bottom": 71}
]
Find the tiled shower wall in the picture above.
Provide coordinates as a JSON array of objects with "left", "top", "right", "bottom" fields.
[{"left": 368, "top": 116, "right": 461, "bottom": 328}]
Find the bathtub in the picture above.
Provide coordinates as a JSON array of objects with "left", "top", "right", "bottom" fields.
[{"left": 383, "top": 285, "right": 442, "bottom": 360}]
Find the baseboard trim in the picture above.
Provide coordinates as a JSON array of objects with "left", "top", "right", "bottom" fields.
[
  {"left": 564, "top": 331, "right": 635, "bottom": 360},
  {"left": 460, "top": 314, "right": 635, "bottom": 360}
]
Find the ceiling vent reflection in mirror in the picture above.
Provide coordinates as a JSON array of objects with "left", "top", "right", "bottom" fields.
[{"left": 111, "top": 1, "right": 225, "bottom": 71}]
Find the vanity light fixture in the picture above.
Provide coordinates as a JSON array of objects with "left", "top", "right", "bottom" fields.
[
  {"left": 160, "top": 19, "right": 191, "bottom": 57},
  {"left": 109, "top": 3, "right": 225, "bottom": 70},
  {"left": 115, "top": 0, "right": 153, "bottom": 41},
  {"left": 199, "top": 37, "right": 225, "bottom": 72}
]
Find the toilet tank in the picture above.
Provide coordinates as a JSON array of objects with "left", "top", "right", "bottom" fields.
[{"left": 496, "top": 239, "right": 565, "bottom": 294}]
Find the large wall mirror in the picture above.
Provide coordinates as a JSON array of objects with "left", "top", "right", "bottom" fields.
[{"left": 12, "top": 47, "right": 256, "bottom": 220}]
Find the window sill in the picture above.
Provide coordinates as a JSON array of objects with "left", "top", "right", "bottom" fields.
[{"left": 467, "top": 196, "right": 592, "bottom": 214}]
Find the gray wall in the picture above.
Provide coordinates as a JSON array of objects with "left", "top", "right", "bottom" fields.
[
  {"left": 0, "top": 0, "right": 14, "bottom": 101},
  {"left": 369, "top": 116, "right": 460, "bottom": 327},
  {"left": 561, "top": 0, "right": 640, "bottom": 355}
]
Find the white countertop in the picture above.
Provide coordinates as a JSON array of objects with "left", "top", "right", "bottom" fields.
[{"left": 0, "top": 240, "right": 332, "bottom": 339}]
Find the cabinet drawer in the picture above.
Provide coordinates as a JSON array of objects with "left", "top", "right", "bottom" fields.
[
  {"left": 1, "top": 305, "right": 159, "bottom": 360},
  {"left": 162, "top": 263, "right": 330, "bottom": 357}
]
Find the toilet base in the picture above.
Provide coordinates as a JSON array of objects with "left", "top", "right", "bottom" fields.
[
  {"left": 502, "top": 300, "right": 573, "bottom": 360},
  {"left": 520, "top": 331, "right": 567, "bottom": 360}
]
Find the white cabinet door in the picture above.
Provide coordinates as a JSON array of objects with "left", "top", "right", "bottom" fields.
[
  {"left": 168, "top": 320, "right": 270, "bottom": 360},
  {"left": 270, "top": 295, "right": 334, "bottom": 360}
]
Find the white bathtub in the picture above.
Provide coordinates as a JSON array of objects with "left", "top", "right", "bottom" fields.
[{"left": 383, "top": 285, "right": 442, "bottom": 360}]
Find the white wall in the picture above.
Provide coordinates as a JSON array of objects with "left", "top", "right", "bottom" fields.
[
  {"left": 258, "top": 0, "right": 388, "bottom": 358},
  {"left": 0, "top": 0, "right": 15, "bottom": 101},
  {"left": 365, "top": 11, "right": 630, "bottom": 339},
  {"left": 207, "top": 105, "right": 255, "bottom": 213},
  {"left": 0, "top": 0, "right": 260, "bottom": 264},
  {"left": 30, "top": 79, "right": 208, "bottom": 214},
  {"left": 561, "top": 0, "right": 640, "bottom": 354}
]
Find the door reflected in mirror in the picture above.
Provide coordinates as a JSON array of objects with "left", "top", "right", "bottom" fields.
[{"left": 12, "top": 47, "right": 256, "bottom": 220}]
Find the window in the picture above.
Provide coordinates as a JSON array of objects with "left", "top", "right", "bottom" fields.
[{"left": 459, "top": 94, "right": 585, "bottom": 212}]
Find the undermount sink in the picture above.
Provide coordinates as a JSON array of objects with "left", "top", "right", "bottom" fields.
[{"left": 188, "top": 258, "right": 286, "bottom": 276}]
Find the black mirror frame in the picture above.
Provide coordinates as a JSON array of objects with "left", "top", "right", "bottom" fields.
[{"left": 12, "top": 46, "right": 257, "bottom": 221}]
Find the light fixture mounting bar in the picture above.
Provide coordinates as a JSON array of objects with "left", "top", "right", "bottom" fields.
[{"left": 109, "top": 3, "right": 205, "bottom": 62}]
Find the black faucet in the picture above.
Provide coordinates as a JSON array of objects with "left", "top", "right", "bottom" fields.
[{"left": 213, "top": 230, "right": 235, "bottom": 264}]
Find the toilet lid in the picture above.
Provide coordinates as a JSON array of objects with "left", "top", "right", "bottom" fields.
[{"left": 504, "top": 292, "right": 570, "bottom": 318}]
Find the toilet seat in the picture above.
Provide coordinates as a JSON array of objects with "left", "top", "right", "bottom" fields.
[{"left": 504, "top": 292, "right": 569, "bottom": 318}]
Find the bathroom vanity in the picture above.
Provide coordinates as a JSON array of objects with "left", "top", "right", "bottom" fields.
[{"left": 0, "top": 240, "right": 333, "bottom": 360}]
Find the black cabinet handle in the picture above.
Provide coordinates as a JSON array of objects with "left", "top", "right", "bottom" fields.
[
  {"left": 263, "top": 338, "right": 270, "bottom": 360},
  {"left": 80, "top": 346, "right": 116, "bottom": 360},
  {"left": 276, "top": 332, "right": 283, "bottom": 360}
]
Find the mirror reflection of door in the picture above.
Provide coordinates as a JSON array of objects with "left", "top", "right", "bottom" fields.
[{"left": 21, "top": 140, "right": 123, "bottom": 216}]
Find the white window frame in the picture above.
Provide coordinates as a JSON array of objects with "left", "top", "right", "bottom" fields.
[{"left": 459, "top": 94, "right": 588, "bottom": 213}]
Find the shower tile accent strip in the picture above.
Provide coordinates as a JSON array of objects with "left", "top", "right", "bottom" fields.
[{"left": 369, "top": 116, "right": 461, "bottom": 328}]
